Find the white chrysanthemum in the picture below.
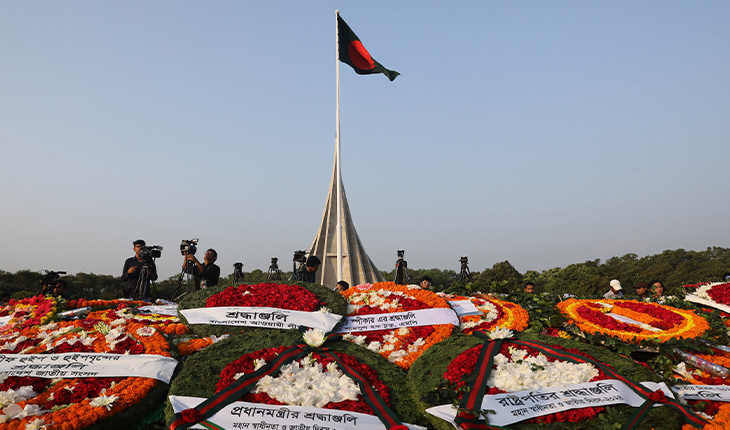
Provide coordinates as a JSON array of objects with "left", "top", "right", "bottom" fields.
[
  {"left": 0, "top": 387, "right": 38, "bottom": 409},
  {"left": 366, "top": 341, "right": 382, "bottom": 352},
  {"left": 317, "top": 307, "right": 331, "bottom": 314},
  {"left": 253, "top": 358, "right": 361, "bottom": 408},
  {"left": 396, "top": 327, "right": 409, "bottom": 336},
  {"left": 0, "top": 373, "right": 6, "bottom": 385},
  {"left": 387, "top": 349, "right": 408, "bottom": 363},
  {"left": 38, "top": 322, "right": 57, "bottom": 332},
  {"left": 24, "top": 417, "right": 47, "bottom": 430},
  {"left": 487, "top": 349, "right": 598, "bottom": 392},
  {"left": 302, "top": 329, "right": 326, "bottom": 348},
  {"left": 233, "top": 372, "right": 245, "bottom": 380},
  {"left": 90, "top": 394, "right": 118, "bottom": 411},
  {"left": 487, "top": 327, "right": 514, "bottom": 340}
]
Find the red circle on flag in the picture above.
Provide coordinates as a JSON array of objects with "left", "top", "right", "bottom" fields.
[{"left": 348, "top": 41, "right": 375, "bottom": 70}]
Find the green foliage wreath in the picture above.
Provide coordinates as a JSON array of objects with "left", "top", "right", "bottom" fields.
[
  {"left": 165, "top": 330, "right": 427, "bottom": 426},
  {"left": 408, "top": 333, "right": 683, "bottom": 430}
]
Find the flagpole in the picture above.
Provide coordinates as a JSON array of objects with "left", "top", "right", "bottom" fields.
[{"left": 335, "top": 10, "right": 343, "bottom": 284}]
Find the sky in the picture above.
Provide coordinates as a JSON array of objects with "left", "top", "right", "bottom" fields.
[{"left": 1, "top": 2, "right": 729, "bottom": 281}]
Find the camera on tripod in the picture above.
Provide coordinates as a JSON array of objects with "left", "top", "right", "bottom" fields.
[
  {"left": 40, "top": 270, "right": 66, "bottom": 294},
  {"left": 139, "top": 246, "right": 162, "bottom": 262},
  {"left": 233, "top": 262, "right": 245, "bottom": 283},
  {"left": 180, "top": 238, "right": 199, "bottom": 256},
  {"left": 293, "top": 251, "right": 307, "bottom": 264}
]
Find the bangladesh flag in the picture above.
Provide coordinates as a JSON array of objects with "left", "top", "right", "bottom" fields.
[{"left": 338, "top": 14, "right": 399, "bottom": 82}]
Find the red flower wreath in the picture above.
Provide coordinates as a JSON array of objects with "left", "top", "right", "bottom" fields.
[
  {"left": 216, "top": 346, "right": 390, "bottom": 416},
  {"left": 445, "top": 341, "right": 608, "bottom": 424},
  {"left": 206, "top": 283, "right": 323, "bottom": 311}
]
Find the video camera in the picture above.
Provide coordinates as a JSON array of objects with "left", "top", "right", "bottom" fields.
[
  {"left": 180, "top": 238, "right": 199, "bottom": 256},
  {"left": 139, "top": 245, "right": 163, "bottom": 263},
  {"left": 293, "top": 251, "right": 307, "bottom": 264},
  {"left": 40, "top": 270, "right": 66, "bottom": 294},
  {"left": 41, "top": 270, "right": 66, "bottom": 286}
]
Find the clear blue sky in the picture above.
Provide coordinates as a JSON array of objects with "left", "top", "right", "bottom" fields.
[{"left": 1, "top": 2, "right": 729, "bottom": 280}]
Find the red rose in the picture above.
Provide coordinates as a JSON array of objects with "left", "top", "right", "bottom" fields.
[
  {"left": 648, "top": 389, "right": 667, "bottom": 403},
  {"left": 182, "top": 408, "right": 203, "bottom": 423}
]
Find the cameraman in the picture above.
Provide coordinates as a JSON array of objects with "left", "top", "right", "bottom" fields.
[
  {"left": 298, "top": 256, "right": 321, "bottom": 283},
  {"left": 121, "top": 239, "right": 158, "bottom": 301},
  {"left": 182, "top": 248, "right": 220, "bottom": 289}
]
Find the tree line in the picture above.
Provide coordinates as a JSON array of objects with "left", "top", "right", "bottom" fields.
[{"left": 1, "top": 247, "right": 729, "bottom": 301}]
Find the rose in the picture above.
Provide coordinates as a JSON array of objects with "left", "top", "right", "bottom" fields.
[{"left": 182, "top": 408, "right": 203, "bottom": 423}]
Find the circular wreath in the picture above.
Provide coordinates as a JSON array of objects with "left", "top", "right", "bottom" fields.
[
  {"left": 177, "top": 282, "right": 347, "bottom": 337},
  {"left": 409, "top": 333, "right": 683, "bottom": 430},
  {"left": 0, "top": 319, "right": 172, "bottom": 430},
  {"left": 165, "top": 330, "right": 426, "bottom": 427},
  {"left": 557, "top": 299, "right": 709, "bottom": 343},
  {"left": 438, "top": 293, "right": 529, "bottom": 334},
  {"left": 0, "top": 295, "right": 57, "bottom": 332},
  {"left": 340, "top": 282, "right": 456, "bottom": 370}
]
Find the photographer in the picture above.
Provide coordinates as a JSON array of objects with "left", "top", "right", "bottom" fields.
[
  {"left": 121, "top": 239, "right": 158, "bottom": 301},
  {"left": 182, "top": 248, "right": 220, "bottom": 289},
  {"left": 298, "top": 256, "right": 321, "bottom": 283}
]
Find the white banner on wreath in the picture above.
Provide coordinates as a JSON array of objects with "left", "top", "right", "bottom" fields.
[
  {"left": 426, "top": 380, "right": 672, "bottom": 427},
  {"left": 0, "top": 352, "right": 178, "bottom": 383},
  {"left": 0, "top": 316, "right": 11, "bottom": 327},
  {"left": 671, "top": 384, "right": 730, "bottom": 402},
  {"left": 685, "top": 295, "right": 730, "bottom": 314},
  {"left": 447, "top": 300, "right": 481, "bottom": 316},
  {"left": 139, "top": 305, "right": 179, "bottom": 316},
  {"left": 169, "top": 396, "right": 427, "bottom": 430},
  {"left": 180, "top": 307, "right": 343, "bottom": 332},
  {"left": 334, "top": 308, "right": 459, "bottom": 334}
]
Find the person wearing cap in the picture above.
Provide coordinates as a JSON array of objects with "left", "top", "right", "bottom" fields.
[
  {"left": 634, "top": 281, "right": 650, "bottom": 301},
  {"left": 604, "top": 279, "right": 624, "bottom": 299}
]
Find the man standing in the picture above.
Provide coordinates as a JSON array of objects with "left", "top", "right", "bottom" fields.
[
  {"left": 121, "top": 239, "right": 158, "bottom": 301},
  {"left": 182, "top": 248, "right": 221, "bottom": 290},
  {"left": 418, "top": 275, "right": 433, "bottom": 290},
  {"left": 604, "top": 279, "right": 624, "bottom": 299}
]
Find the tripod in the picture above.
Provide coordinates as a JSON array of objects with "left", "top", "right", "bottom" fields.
[
  {"left": 459, "top": 257, "right": 473, "bottom": 283},
  {"left": 266, "top": 258, "right": 282, "bottom": 281},
  {"left": 173, "top": 258, "right": 197, "bottom": 301},
  {"left": 393, "top": 252, "right": 410, "bottom": 285},
  {"left": 233, "top": 262, "right": 245, "bottom": 284},
  {"left": 133, "top": 263, "right": 157, "bottom": 301}
]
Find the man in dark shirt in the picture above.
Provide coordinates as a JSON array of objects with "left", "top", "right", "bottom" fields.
[
  {"left": 182, "top": 248, "right": 220, "bottom": 289},
  {"left": 298, "top": 256, "right": 321, "bottom": 283},
  {"left": 121, "top": 239, "right": 158, "bottom": 301}
]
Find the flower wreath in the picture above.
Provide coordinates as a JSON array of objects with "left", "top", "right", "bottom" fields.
[
  {"left": 87, "top": 305, "right": 189, "bottom": 336},
  {"left": 557, "top": 299, "right": 709, "bottom": 343},
  {"left": 64, "top": 299, "right": 152, "bottom": 310},
  {"left": 438, "top": 293, "right": 529, "bottom": 334},
  {"left": 177, "top": 282, "right": 347, "bottom": 337},
  {"left": 339, "top": 282, "right": 456, "bottom": 370},
  {"left": 686, "top": 282, "right": 730, "bottom": 309},
  {"left": 0, "top": 296, "right": 57, "bottom": 332},
  {"left": 164, "top": 329, "right": 426, "bottom": 427},
  {"left": 671, "top": 347, "right": 730, "bottom": 429},
  {"left": 0, "top": 318, "right": 172, "bottom": 430},
  {"left": 409, "top": 333, "right": 686, "bottom": 430}
]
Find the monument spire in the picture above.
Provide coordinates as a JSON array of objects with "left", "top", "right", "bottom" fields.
[{"left": 309, "top": 155, "right": 385, "bottom": 288}]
